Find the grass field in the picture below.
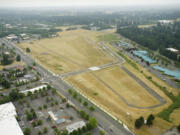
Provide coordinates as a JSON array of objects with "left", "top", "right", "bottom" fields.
[
  {"left": 0, "top": 61, "right": 24, "bottom": 70},
  {"left": 18, "top": 28, "right": 179, "bottom": 135},
  {"left": 170, "top": 108, "right": 180, "bottom": 125},
  {"left": 138, "top": 24, "right": 157, "bottom": 29},
  {"left": 65, "top": 64, "right": 172, "bottom": 134},
  {"left": 18, "top": 29, "right": 115, "bottom": 74}
]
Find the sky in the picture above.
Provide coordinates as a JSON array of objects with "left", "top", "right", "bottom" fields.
[{"left": 0, "top": 0, "right": 180, "bottom": 8}]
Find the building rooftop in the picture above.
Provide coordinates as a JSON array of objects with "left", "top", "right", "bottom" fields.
[
  {"left": 166, "top": 48, "right": 179, "bottom": 53},
  {"left": 0, "top": 102, "right": 16, "bottom": 121},
  {"left": 20, "top": 84, "right": 47, "bottom": 95},
  {"left": 0, "top": 102, "right": 24, "bottom": 135},
  {"left": 0, "top": 116, "right": 24, "bottom": 135},
  {"left": 48, "top": 111, "right": 66, "bottom": 124},
  {"left": 48, "top": 111, "right": 58, "bottom": 121},
  {"left": 66, "top": 121, "right": 86, "bottom": 133}
]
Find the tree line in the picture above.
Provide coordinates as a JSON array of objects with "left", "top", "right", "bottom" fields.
[{"left": 117, "top": 22, "right": 180, "bottom": 62}]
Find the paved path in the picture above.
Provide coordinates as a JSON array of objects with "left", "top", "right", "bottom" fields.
[
  {"left": 59, "top": 61, "right": 119, "bottom": 78},
  {"left": 121, "top": 67, "right": 166, "bottom": 109}
]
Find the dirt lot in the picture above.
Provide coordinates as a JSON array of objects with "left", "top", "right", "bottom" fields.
[{"left": 17, "top": 29, "right": 115, "bottom": 74}]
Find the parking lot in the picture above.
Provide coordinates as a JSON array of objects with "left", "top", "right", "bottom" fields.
[{"left": 14, "top": 87, "right": 85, "bottom": 135}]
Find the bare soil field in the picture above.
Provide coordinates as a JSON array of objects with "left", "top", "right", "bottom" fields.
[{"left": 18, "top": 29, "right": 115, "bottom": 74}]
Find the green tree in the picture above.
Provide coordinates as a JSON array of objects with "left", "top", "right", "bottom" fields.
[
  {"left": 135, "top": 116, "right": 144, "bottom": 129},
  {"left": 32, "top": 121, "right": 36, "bottom": 127},
  {"left": 26, "top": 48, "right": 31, "bottom": 53},
  {"left": 146, "top": 114, "right": 155, "bottom": 126},
  {"left": 73, "top": 91, "right": 78, "bottom": 99},
  {"left": 83, "top": 101, "right": 88, "bottom": 107},
  {"left": 26, "top": 113, "right": 33, "bottom": 121},
  {"left": 177, "top": 124, "right": 180, "bottom": 133},
  {"left": 88, "top": 117, "right": 97, "bottom": 129},
  {"left": 37, "top": 119, "right": 43, "bottom": 125},
  {"left": 16, "top": 55, "right": 21, "bottom": 61},
  {"left": 68, "top": 89, "right": 73, "bottom": 94},
  {"left": 89, "top": 106, "right": 95, "bottom": 111},
  {"left": 24, "top": 128, "right": 31, "bottom": 135},
  {"left": 38, "top": 130, "right": 42, "bottom": 135},
  {"left": 43, "top": 127, "right": 48, "bottom": 133},
  {"left": 100, "top": 130, "right": 105, "bottom": 135}
]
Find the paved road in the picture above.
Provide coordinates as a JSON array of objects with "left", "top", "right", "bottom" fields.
[
  {"left": 59, "top": 61, "right": 119, "bottom": 78},
  {"left": 112, "top": 43, "right": 179, "bottom": 89},
  {"left": 121, "top": 67, "right": 166, "bottom": 109},
  {"left": 97, "top": 42, "right": 167, "bottom": 109},
  {"left": 98, "top": 41, "right": 125, "bottom": 64},
  {"left": 1, "top": 38, "right": 133, "bottom": 135}
]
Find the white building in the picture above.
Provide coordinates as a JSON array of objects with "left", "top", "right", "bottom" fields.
[
  {"left": 20, "top": 84, "right": 47, "bottom": 95},
  {"left": 0, "top": 117, "right": 24, "bottom": 135},
  {"left": 66, "top": 121, "right": 86, "bottom": 133},
  {"left": 158, "top": 20, "right": 173, "bottom": 24},
  {"left": 0, "top": 102, "right": 24, "bottom": 135},
  {"left": 0, "top": 102, "right": 17, "bottom": 120},
  {"left": 48, "top": 111, "right": 66, "bottom": 124},
  {"left": 6, "top": 34, "right": 18, "bottom": 41},
  {"left": 166, "top": 48, "right": 179, "bottom": 53}
]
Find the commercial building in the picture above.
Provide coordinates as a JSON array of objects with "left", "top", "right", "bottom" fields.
[
  {"left": 0, "top": 117, "right": 24, "bottom": 135},
  {"left": 48, "top": 111, "right": 66, "bottom": 125},
  {"left": 20, "top": 84, "right": 47, "bottom": 95},
  {"left": 0, "top": 102, "right": 24, "bottom": 135},
  {"left": 66, "top": 121, "right": 86, "bottom": 133},
  {"left": 0, "top": 102, "right": 17, "bottom": 120}
]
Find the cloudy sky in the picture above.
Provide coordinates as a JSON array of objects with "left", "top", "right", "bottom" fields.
[{"left": 0, "top": 0, "right": 180, "bottom": 7}]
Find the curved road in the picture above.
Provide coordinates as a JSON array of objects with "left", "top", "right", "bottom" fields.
[{"left": 98, "top": 42, "right": 166, "bottom": 109}]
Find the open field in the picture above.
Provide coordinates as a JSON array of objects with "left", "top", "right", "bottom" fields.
[
  {"left": 170, "top": 108, "right": 180, "bottom": 125},
  {"left": 93, "top": 65, "right": 159, "bottom": 107},
  {"left": 17, "top": 28, "right": 179, "bottom": 135},
  {"left": 17, "top": 29, "right": 115, "bottom": 74},
  {"left": 138, "top": 24, "right": 157, "bottom": 29},
  {"left": 65, "top": 64, "right": 172, "bottom": 134}
]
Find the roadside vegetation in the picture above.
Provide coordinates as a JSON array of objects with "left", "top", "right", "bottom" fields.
[{"left": 118, "top": 51, "right": 139, "bottom": 71}]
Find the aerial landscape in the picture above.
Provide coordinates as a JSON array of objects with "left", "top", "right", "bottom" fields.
[{"left": 0, "top": 0, "right": 180, "bottom": 135}]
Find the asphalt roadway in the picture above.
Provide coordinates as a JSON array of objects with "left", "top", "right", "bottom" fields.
[{"left": 1, "top": 38, "right": 133, "bottom": 135}]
